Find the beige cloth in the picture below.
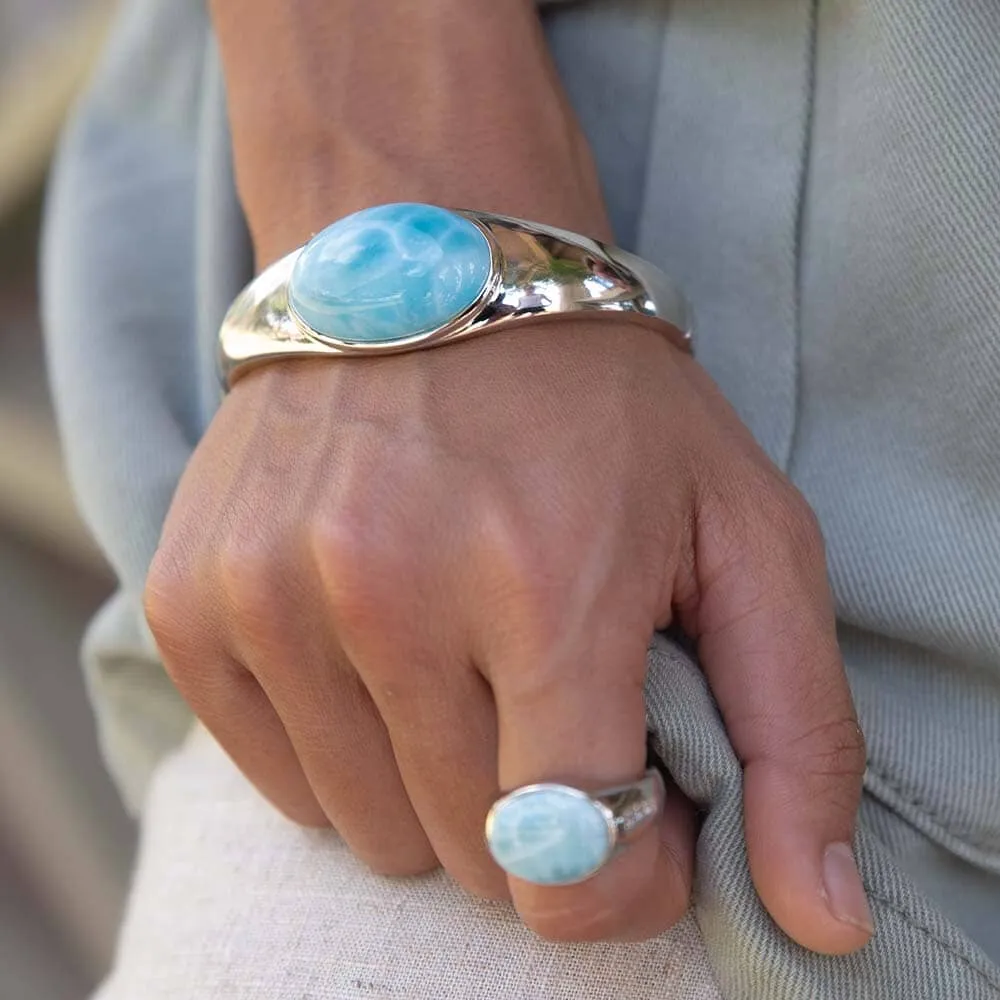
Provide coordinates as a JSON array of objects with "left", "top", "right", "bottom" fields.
[{"left": 96, "top": 726, "right": 722, "bottom": 1000}]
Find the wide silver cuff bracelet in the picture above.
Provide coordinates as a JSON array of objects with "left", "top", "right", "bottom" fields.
[{"left": 218, "top": 203, "right": 693, "bottom": 388}]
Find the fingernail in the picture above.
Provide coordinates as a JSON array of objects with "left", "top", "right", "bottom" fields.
[{"left": 822, "top": 842, "right": 874, "bottom": 935}]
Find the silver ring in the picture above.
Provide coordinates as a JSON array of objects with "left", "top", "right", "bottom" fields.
[
  {"left": 218, "top": 203, "right": 693, "bottom": 388},
  {"left": 485, "top": 768, "right": 666, "bottom": 886}
]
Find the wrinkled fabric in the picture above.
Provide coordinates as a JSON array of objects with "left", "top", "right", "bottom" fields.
[
  {"left": 42, "top": 0, "right": 1000, "bottom": 995},
  {"left": 94, "top": 721, "right": 722, "bottom": 1000},
  {"left": 643, "top": 638, "right": 999, "bottom": 997},
  {"left": 92, "top": 639, "right": 1000, "bottom": 999}
]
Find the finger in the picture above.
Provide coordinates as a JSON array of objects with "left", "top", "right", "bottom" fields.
[
  {"left": 359, "top": 647, "right": 510, "bottom": 900},
  {"left": 487, "top": 618, "right": 693, "bottom": 942},
  {"left": 160, "top": 650, "right": 328, "bottom": 828},
  {"left": 210, "top": 534, "right": 439, "bottom": 876},
  {"left": 307, "top": 466, "right": 511, "bottom": 895},
  {"left": 691, "top": 473, "right": 871, "bottom": 954},
  {"left": 143, "top": 567, "right": 328, "bottom": 826},
  {"left": 256, "top": 651, "right": 439, "bottom": 877},
  {"left": 327, "top": 547, "right": 509, "bottom": 899}
]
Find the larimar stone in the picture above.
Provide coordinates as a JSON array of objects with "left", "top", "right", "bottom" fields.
[
  {"left": 289, "top": 203, "right": 492, "bottom": 343},
  {"left": 487, "top": 786, "right": 614, "bottom": 885}
]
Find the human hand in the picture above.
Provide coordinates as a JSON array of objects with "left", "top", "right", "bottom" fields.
[
  {"left": 145, "top": 315, "right": 871, "bottom": 953},
  {"left": 156, "top": 0, "right": 874, "bottom": 955}
]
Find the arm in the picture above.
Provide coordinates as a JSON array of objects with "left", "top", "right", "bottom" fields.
[{"left": 210, "top": 0, "right": 609, "bottom": 265}]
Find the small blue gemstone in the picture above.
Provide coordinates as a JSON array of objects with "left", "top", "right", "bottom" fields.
[
  {"left": 289, "top": 203, "right": 492, "bottom": 343},
  {"left": 487, "top": 786, "right": 614, "bottom": 885}
]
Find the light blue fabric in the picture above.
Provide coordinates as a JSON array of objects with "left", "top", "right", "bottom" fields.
[{"left": 42, "top": 0, "right": 1000, "bottom": 995}]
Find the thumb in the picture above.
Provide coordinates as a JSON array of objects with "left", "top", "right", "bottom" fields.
[{"left": 686, "top": 476, "right": 872, "bottom": 955}]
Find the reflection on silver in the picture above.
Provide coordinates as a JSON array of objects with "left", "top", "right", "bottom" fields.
[
  {"left": 219, "top": 209, "right": 693, "bottom": 388},
  {"left": 596, "top": 768, "right": 666, "bottom": 842}
]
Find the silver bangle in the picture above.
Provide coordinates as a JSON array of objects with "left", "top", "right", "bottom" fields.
[{"left": 219, "top": 203, "right": 693, "bottom": 388}]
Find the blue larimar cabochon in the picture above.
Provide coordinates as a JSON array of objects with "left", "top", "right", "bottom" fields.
[
  {"left": 288, "top": 203, "right": 493, "bottom": 343},
  {"left": 487, "top": 786, "right": 614, "bottom": 885}
]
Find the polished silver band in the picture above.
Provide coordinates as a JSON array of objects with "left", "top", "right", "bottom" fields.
[
  {"left": 595, "top": 769, "right": 667, "bottom": 843},
  {"left": 485, "top": 768, "right": 667, "bottom": 887},
  {"left": 219, "top": 209, "right": 693, "bottom": 388}
]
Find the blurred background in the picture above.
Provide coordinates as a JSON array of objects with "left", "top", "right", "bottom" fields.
[{"left": 0, "top": 2, "right": 136, "bottom": 997}]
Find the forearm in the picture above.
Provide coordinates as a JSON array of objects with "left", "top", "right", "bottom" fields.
[{"left": 209, "top": 0, "right": 610, "bottom": 266}]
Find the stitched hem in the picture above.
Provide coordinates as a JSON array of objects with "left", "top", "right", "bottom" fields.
[
  {"left": 782, "top": 0, "right": 819, "bottom": 477},
  {"left": 870, "top": 891, "right": 1000, "bottom": 995},
  {"left": 866, "top": 765, "right": 1000, "bottom": 869}
]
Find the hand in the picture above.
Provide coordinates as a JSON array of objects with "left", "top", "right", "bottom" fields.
[
  {"left": 145, "top": 316, "right": 871, "bottom": 952},
  {"left": 156, "top": 0, "right": 874, "bottom": 954}
]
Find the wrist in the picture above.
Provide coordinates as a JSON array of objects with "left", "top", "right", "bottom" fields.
[{"left": 211, "top": 0, "right": 610, "bottom": 266}]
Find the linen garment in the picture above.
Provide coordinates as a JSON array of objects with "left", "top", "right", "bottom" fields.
[{"left": 42, "top": 0, "right": 1000, "bottom": 996}]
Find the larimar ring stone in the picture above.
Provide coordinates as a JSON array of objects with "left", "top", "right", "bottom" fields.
[
  {"left": 289, "top": 203, "right": 493, "bottom": 344},
  {"left": 485, "top": 769, "right": 665, "bottom": 886}
]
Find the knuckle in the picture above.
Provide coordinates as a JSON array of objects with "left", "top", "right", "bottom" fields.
[
  {"left": 795, "top": 714, "right": 868, "bottom": 780},
  {"left": 308, "top": 504, "right": 362, "bottom": 573},
  {"left": 308, "top": 509, "right": 409, "bottom": 633},
  {"left": 763, "top": 715, "right": 868, "bottom": 818},
  {"left": 218, "top": 529, "right": 289, "bottom": 629},
  {"left": 766, "top": 484, "right": 827, "bottom": 566},
  {"left": 144, "top": 543, "right": 227, "bottom": 699},
  {"left": 144, "top": 542, "right": 202, "bottom": 657},
  {"left": 308, "top": 509, "right": 372, "bottom": 586},
  {"left": 477, "top": 506, "right": 572, "bottom": 642},
  {"left": 708, "top": 464, "right": 827, "bottom": 573},
  {"left": 480, "top": 503, "right": 550, "bottom": 595}
]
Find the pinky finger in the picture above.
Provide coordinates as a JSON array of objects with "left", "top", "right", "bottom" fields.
[{"left": 168, "top": 654, "right": 328, "bottom": 828}]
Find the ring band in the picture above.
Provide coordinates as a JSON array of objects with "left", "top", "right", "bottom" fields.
[
  {"left": 485, "top": 768, "right": 666, "bottom": 887},
  {"left": 219, "top": 204, "right": 692, "bottom": 388}
]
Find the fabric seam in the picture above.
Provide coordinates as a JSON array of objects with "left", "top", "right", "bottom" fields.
[
  {"left": 866, "top": 764, "right": 1000, "bottom": 858},
  {"left": 782, "top": 0, "right": 820, "bottom": 477},
  {"left": 633, "top": 0, "right": 675, "bottom": 254},
  {"left": 870, "top": 891, "right": 1000, "bottom": 993}
]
